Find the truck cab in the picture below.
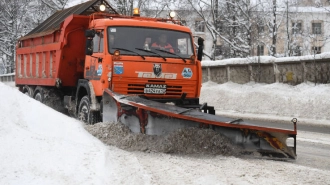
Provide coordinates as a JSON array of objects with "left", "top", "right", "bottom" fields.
[{"left": 83, "top": 14, "right": 202, "bottom": 107}]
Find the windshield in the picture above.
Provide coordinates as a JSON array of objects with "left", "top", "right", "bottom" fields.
[{"left": 107, "top": 27, "right": 194, "bottom": 59}]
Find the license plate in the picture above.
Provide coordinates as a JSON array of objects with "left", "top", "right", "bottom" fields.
[{"left": 144, "top": 84, "right": 166, "bottom": 94}]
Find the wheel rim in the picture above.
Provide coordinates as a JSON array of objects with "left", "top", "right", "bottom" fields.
[
  {"left": 79, "top": 104, "right": 89, "bottom": 122},
  {"left": 35, "top": 93, "right": 42, "bottom": 102}
]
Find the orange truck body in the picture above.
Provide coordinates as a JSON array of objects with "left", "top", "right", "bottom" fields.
[{"left": 16, "top": 13, "right": 202, "bottom": 113}]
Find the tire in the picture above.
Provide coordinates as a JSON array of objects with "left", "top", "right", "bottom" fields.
[
  {"left": 34, "top": 91, "right": 44, "bottom": 102},
  {"left": 23, "top": 85, "right": 33, "bottom": 97},
  {"left": 78, "top": 95, "right": 101, "bottom": 124}
]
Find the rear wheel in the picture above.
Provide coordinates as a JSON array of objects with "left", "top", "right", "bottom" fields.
[
  {"left": 78, "top": 95, "right": 101, "bottom": 124},
  {"left": 34, "top": 91, "right": 44, "bottom": 102},
  {"left": 22, "top": 85, "right": 33, "bottom": 97}
]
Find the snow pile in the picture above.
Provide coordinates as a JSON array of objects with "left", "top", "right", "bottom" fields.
[
  {"left": 201, "top": 56, "right": 276, "bottom": 66},
  {"left": 200, "top": 81, "right": 330, "bottom": 125},
  {"left": 201, "top": 52, "right": 330, "bottom": 66},
  {"left": 85, "top": 122, "right": 240, "bottom": 156},
  {"left": 275, "top": 52, "right": 330, "bottom": 63},
  {"left": 0, "top": 83, "right": 148, "bottom": 185}
]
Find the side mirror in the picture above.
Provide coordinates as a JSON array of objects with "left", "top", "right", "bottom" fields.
[
  {"left": 197, "top": 37, "right": 204, "bottom": 61},
  {"left": 85, "top": 39, "right": 93, "bottom": 56},
  {"left": 85, "top": 29, "right": 95, "bottom": 38},
  {"left": 85, "top": 30, "right": 95, "bottom": 56}
]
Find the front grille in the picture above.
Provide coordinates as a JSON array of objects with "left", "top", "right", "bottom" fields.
[{"left": 127, "top": 84, "right": 144, "bottom": 94}]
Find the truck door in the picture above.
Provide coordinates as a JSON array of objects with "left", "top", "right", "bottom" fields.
[{"left": 85, "top": 30, "right": 104, "bottom": 81}]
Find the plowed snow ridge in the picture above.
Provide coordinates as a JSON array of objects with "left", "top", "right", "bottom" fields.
[{"left": 85, "top": 122, "right": 242, "bottom": 156}]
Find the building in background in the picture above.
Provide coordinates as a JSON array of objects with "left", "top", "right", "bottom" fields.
[
  {"left": 250, "top": 4, "right": 330, "bottom": 57},
  {"left": 176, "top": 0, "right": 330, "bottom": 59}
]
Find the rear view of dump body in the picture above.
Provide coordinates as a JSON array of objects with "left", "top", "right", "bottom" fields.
[{"left": 16, "top": 15, "right": 90, "bottom": 88}]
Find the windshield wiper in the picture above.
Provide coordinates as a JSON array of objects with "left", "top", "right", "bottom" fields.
[
  {"left": 112, "top": 47, "right": 145, "bottom": 60},
  {"left": 154, "top": 49, "right": 187, "bottom": 63},
  {"left": 135, "top": 48, "right": 166, "bottom": 61}
]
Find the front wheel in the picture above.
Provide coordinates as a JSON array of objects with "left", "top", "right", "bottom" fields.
[{"left": 78, "top": 95, "right": 101, "bottom": 124}]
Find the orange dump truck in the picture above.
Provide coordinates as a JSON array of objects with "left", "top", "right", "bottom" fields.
[{"left": 16, "top": 7, "right": 297, "bottom": 159}]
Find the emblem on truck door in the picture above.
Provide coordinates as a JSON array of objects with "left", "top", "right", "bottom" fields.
[
  {"left": 97, "top": 64, "right": 103, "bottom": 76},
  {"left": 153, "top": 64, "right": 162, "bottom": 77},
  {"left": 114, "top": 62, "right": 123, "bottom": 74}
]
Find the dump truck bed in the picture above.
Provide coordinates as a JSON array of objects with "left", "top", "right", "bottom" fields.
[{"left": 16, "top": 15, "right": 90, "bottom": 87}]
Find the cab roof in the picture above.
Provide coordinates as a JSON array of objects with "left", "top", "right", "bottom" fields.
[{"left": 90, "top": 14, "right": 190, "bottom": 33}]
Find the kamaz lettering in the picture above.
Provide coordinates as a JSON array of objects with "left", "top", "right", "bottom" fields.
[{"left": 146, "top": 84, "right": 167, "bottom": 88}]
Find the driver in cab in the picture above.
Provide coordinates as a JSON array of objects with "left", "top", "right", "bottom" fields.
[{"left": 151, "top": 34, "right": 174, "bottom": 53}]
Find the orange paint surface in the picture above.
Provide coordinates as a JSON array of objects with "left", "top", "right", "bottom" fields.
[{"left": 16, "top": 13, "right": 201, "bottom": 99}]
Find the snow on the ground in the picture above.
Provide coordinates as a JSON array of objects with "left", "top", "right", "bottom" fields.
[
  {"left": 1, "top": 81, "right": 330, "bottom": 184},
  {"left": 201, "top": 52, "right": 330, "bottom": 67},
  {"left": 200, "top": 81, "right": 330, "bottom": 126}
]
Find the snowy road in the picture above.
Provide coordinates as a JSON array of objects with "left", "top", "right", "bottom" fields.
[
  {"left": 295, "top": 131, "right": 330, "bottom": 170},
  {"left": 209, "top": 113, "right": 330, "bottom": 170}
]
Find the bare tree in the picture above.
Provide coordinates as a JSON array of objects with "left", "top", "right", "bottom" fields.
[
  {"left": 305, "top": 5, "right": 330, "bottom": 84},
  {"left": 141, "top": 0, "right": 172, "bottom": 18},
  {"left": 223, "top": 0, "right": 258, "bottom": 58},
  {"left": 256, "top": 0, "right": 286, "bottom": 56},
  {"left": 109, "top": 0, "right": 172, "bottom": 17},
  {"left": 184, "top": 0, "right": 258, "bottom": 60},
  {"left": 283, "top": 0, "right": 300, "bottom": 57},
  {"left": 40, "top": 0, "right": 69, "bottom": 11},
  {"left": 0, "top": 0, "right": 58, "bottom": 74},
  {"left": 0, "top": 0, "right": 32, "bottom": 73},
  {"left": 31, "top": 0, "right": 54, "bottom": 25},
  {"left": 183, "top": 0, "right": 218, "bottom": 59},
  {"left": 111, "top": 0, "right": 133, "bottom": 15}
]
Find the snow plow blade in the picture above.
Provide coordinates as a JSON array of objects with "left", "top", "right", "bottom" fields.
[{"left": 103, "top": 89, "right": 297, "bottom": 159}]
